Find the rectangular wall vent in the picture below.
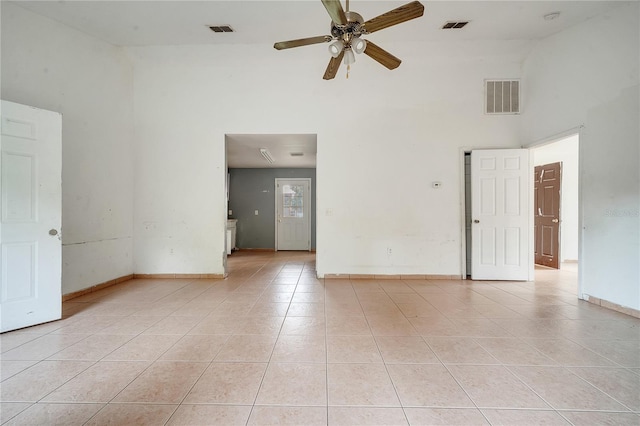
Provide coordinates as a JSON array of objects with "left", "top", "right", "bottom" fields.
[
  {"left": 209, "top": 25, "right": 234, "bottom": 33},
  {"left": 442, "top": 21, "right": 469, "bottom": 29},
  {"left": 485, "top": 80, "right": 520, "bottom": 114}
]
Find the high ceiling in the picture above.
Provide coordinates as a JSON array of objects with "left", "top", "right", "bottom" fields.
[
  {"left": 12, "top": 1, "right": 627, "bottom": 46},
  {"left": 10, "top": 1, "right": 629, "bottom": 167}
]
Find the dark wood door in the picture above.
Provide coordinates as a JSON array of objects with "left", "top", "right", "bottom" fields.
[{"left": 534, "top": 162, "right": 562, "bottom": 268}]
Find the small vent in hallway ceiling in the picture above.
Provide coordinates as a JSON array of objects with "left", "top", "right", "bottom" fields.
[
  {"left": 485, "top": 80, "right": 520, "bottom": 114},
  {"left": 209, "top": 25, "right": 234, "bottom": 33},
  {"left": 442, "top": 21, "right": 469, "bottom": 29}
]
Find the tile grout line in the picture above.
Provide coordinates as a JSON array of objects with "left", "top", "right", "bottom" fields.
[
  {"left": 420, "top": 337, "right": 492, "bottom": 425},
  {"left": 564, "top": 367, "right": 638, "bottom": 413},
  {"left": 352, "top": 280, "right": 410, "bottom": 425},
  {"left": 244, "top": 259, "right": 300, "bottom": 425},
  {"left": 159, "top": 305, "right": 236, "bottom": 426},
  {"left": 81, "top": 278, "right": 247, "bottom": 425},
  {"left": 377, "top": 279, "right": 443, "bottom": 425},
  {"left": 323, "top": 268, "right": 330, "bottom": 425},
  {"left": 79, "top": 285, "right": 211, "bottom": 424}
]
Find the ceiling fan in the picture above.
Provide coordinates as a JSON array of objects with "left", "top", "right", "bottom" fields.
[{"left": 274, "top": 0, "right": 425, "bottom": 80}]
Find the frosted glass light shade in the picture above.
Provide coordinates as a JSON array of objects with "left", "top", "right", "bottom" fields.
[
  {"left": 352, "top": 38, "right": 367, "bottom": 54},
  {"left": 328, "top": 41, "right": 344, "bottom": 58},
  {"left": 343, "top": 48, "right": 356, "bottom": 65}
]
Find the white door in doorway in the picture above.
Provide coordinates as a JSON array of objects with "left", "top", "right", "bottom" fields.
[
  {"left": 471, "top": 149, "right": 532, "bottom": 281},
  {"left": 275, "top": 178, "right": 311, "bottom": 251},
  {"left": 1, "top": 100, "right": 62, "bottom": 332}
]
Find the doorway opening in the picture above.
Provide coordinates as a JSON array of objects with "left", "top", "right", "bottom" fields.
[
  {"left": 224, "top": 134, "right": 317, "bottom": 277},
  {"left": 531, "top": 134, "right": 580, "bottom": 271},
  {"left": 461, "top": 136, "right": 580, "bottom": 294},
  {"left": 530, "top": 131, "right": 580, "bottom": 298}
]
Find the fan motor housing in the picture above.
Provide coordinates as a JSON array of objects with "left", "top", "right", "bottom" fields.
[{"left": 330, "top": 11, "right": 365, "bottom": 39}]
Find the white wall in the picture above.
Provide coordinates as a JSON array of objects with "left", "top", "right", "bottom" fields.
[
  {"left": 522, "top": 4, "right": 639, "bottom": 310},
  {"left": 533, "top": 134, "right": 579, "bottom": 263},
  {"left": 128, "top": 41, "right": 527, "bottom": 276},
  {"left": 1, "top": 3, "right": 135, "bottom": 294},
  {"left": 6, "top": 2, "right": 636, "bottom": 314}
]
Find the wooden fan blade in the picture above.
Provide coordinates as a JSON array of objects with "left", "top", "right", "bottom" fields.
[
  {"left": 274, "top": 35, "right": 332, "bottom": 50},
  {"left": 323, "top": 51, "right": 344, "bottom": 80},
  {"left": 363, "top": 1, "right": 424, "bottom": 34},
  {"left": 321, "top": 0, "right": 347, "bottom": 25},
  {"left": 363, "top": 41, "right": 401, "bottom": 70}
]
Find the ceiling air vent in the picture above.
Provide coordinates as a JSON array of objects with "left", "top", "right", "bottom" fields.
[
  {"left": 485, "top": 80, "right": 520, "bottom": 114},
  {"left": 442, "top": 21, "right": 468, "bottom": 29},
  {"left": 209, "top": 25, "right": 234, "bottom": 33}
]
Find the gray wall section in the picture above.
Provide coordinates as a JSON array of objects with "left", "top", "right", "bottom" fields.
[{"left": 228, "top": 168, "right": 316, "bottom": 250}]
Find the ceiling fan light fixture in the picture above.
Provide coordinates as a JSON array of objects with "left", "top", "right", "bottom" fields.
[
  {"left": 351, "top": 37, "right": 367, "bottom": 54},
  {"left": 273, "top": 1, "right": 425, "bottom": 80},
  {"left": 343, "top": 48, "right": 356, "bottom": 65},
  {"left": 328, "top": 40, "right": 344, "bottom": 58}
]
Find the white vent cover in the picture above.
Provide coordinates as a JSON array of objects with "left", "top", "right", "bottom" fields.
[{"left": 485, "top": 80, "right": 520, "bottom": 114}]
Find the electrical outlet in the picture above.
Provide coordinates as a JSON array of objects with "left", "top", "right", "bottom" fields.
[{"left": 228, "top": 209, "right": 232, "bottom": 216}]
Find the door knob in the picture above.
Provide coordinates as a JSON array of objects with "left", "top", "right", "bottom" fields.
[
  {"left": 49, "top": 229, "right": 58, "bottom": 236},
  {"left": 552, "top": 218, "right": 559, "bottom": 223},
  {"left": 473, "top": 220, "right": 480, "bottom": 224}
]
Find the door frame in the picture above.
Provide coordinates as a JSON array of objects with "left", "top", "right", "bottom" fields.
[
  {"left": 525, "top": 127, "right": 583, "bottom": 299},
  {"left": 274, "top": 177, "right": 312, "bottom": 251},
  {"left": 459, "top": 148, "right": 472, "bottom": 278},
  {"left": 460, "top": 134, "right": 581, "bottom": 288}
]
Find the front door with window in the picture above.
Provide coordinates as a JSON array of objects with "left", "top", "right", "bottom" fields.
[{"left": 275, "top": 179, "right": 311, "bottom": 251}]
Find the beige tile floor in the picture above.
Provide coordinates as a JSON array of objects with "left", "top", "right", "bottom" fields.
[{"left": 1, "top": 252, "right": 639, "bottom": 425}]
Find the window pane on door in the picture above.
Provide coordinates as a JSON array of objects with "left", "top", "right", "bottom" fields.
[{"left": 283, "top": 184, "right": 304, "bottom": 217}]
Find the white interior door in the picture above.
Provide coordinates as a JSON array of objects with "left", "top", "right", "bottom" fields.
[
  {"left": 471, "top": 149, "right": 532, "bottom": 280},
  {"left": 1, "top": 100, "right": 62, "bottom": 332},
  {"left": 276, "top": 178, "right": 311, "bottom": 251}
]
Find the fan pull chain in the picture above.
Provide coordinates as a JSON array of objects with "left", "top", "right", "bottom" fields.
[{"left": 346, "top": 64, "right": 350, "bottom": 79}]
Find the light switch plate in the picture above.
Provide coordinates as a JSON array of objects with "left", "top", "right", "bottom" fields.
[{"left": 255, "top": 210, "right": 259, "bottom": 215}]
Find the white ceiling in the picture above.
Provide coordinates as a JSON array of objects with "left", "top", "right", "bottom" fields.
[
  {"left": 12, "top": 0, "right": 628, "bottom": 46},
  {"left": 226, "top": 134, "right": 317, "bottom": 168},
  {"left": 11, "top": 0, "right": 629, "bottom": 168}
]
